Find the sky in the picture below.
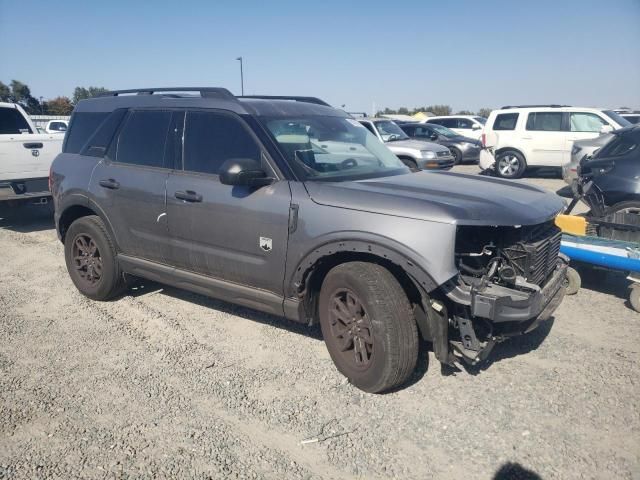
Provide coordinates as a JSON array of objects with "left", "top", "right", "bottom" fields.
[{"left": 1, "top": 0, "right": 639, "bottom": 113}]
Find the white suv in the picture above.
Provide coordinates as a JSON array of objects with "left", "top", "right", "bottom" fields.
[
  {"left": 480, "top": 106, "right": 630, "bottom": 178},
  {"left": 423, "top": 115, "right": 486, "bottom": 140}
]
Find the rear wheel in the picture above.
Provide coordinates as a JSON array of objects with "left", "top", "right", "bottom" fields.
[
  {"left": 496, "top": 150, "right": 526, "bottom": 179},
  {"left": 64, "top": 215, "right": 124, "bottom": 301},
  {"left": 318, "top": 262, "right": 418, "bottom": 393},
  {"left": 629, "top": 284, "right": 640, "bottom": 313}
]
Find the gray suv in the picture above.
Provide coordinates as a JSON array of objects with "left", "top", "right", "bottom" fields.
[{"left": 51, "top": 87, "right": 568, "bottom": 393}]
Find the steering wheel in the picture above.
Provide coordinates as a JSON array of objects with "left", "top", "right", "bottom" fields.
[
  {"left": 387, "top": 134, "right": 398, "bottom": 141},
  {"left": 341, "top": 158, "right": 358, "bottom": 169}
]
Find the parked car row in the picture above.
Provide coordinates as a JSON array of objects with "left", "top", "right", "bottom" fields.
[{"left": 479, "top": 105, "right": 631, "bottom": 179}]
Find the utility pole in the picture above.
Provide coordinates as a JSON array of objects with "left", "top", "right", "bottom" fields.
[{"left": 236, "top": 57, "right": 244, "bottom": 95}]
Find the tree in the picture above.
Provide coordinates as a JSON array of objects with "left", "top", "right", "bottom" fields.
[
  {"left": 397, "top": 107, "right": 409, "bottom": 115},
  {"left": 0, "top": 81, "right": 10, "bottom": 101},
  {"left": 73, "top": 86, "right": 109, "bottom": 104},
  {"left": 456, "top": 110, "right": 474, "bottom": 115},
  {"left": 477, "top": 107, "right": 493, "bottom": 118},
  {"left": 426, "top": 104, "right": 451, "bottom": 116},
  {"left": 5, "top": 80, "right": 41, "bottom": 114},
  {"left": 45, "top": 96, "right": 74, "bottom": 115}
]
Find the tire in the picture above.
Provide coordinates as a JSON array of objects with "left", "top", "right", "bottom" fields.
[
  {"left": 495, "top": 150, "right": 526, "bottom": 179},
  {"left": 64, "top": 215, "right": 124, "bottom": 301},
  {"left": 449, "top": 147, "right": 462, "bottom": 165},
  {"left": 629, "top": 285, "right": 640, "bottom": 313},
  {"left": 318, "top": 262, "right": 419, "bottom": 393},
  {"left": 564, "top": 266, "right": 581, "bottom": 295},
  {"left": 606, "top": 201, "right": 640, "bottom": 216},
  {"left": 400, "top": 157, "right": 419, "bottom": 171}
]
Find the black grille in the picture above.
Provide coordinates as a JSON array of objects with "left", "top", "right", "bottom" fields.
[{"left": 503, "top": 225, "right": 562, "bottom": 285}]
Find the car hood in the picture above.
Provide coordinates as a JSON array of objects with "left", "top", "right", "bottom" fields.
[
  {"left": 305, "top": 171, "right": 565, "bottom": 226},
  {"left": 386, "top": 139, "right": 449, "bottom": 152}
]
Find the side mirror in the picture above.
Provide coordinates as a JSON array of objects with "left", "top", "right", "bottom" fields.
[
  {"left": 600, "top": 125, "right": 614, "bottom": 134},
  {"left": 219, "top": 158, "right": 274, "bottom": 187},
  {"left": 472, "top": 123, "right": 481, "bottom": 130},
  {"left": 429, "top": 133, "right": 438, "bottom": 141}
]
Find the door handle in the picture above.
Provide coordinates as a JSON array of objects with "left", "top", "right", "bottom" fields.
[
  {"left": 174, "top": 190, "right": 202, "bottom": 203},
  {"left": 99, "top": 178, "right": 120, "bottom": 190},
  {"left": 23, "top": 142, "right": 43, "bottom": 149}
]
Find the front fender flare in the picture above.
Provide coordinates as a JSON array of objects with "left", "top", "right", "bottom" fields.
[{"left": 287, "top": 238, "right": 440, "bottom": 298}]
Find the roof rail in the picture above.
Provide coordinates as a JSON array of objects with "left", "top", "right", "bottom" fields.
[
  {"left": 238, "top": 95, "right": 331, "bottom": 107},
  {"left": 99, "top": 87, "right": 236, "bottom": 100},
  {"left": 501, "top": 104, "right": 570, "bottom": 109}
]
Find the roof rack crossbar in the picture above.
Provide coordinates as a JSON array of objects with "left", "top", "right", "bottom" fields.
[
  {"left": 238, "top": 95, "right": 330, "bottom": 107},
  {"left": 99, "top": 87, "right": 236, "bottom": 100},
  {"left": 501, "top": 104, "right": 571, "bottom": 109}
]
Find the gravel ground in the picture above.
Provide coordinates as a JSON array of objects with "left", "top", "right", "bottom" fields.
[{"left": 1, "top": 166, "right": 638, "bottom": 479}]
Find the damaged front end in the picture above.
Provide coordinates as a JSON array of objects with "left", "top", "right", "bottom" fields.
[{"left": 425, "top": 221, "right": 567, "bottom": 366}]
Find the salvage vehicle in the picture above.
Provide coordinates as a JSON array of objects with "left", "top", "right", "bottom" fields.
[
  {"left": 51, "top": 88, "right": 568, "bottom": 393},
  {"left": 0, "top": 102, "right": 63, "bottom": 206},
  {"left": 569, "top": 125, "right": 640, "bottom": 228},
  {"left": 357, "top": 118, "right": 455, "bottom": 170},
  {"left": 562, "top": 133, "right": 612, "bottom": 186},
  {"left": 481, "top": 106, "right": 630, "bottom": 179},
  {"left": 399, "top": 122, "right": 481, "bottom": 164}
]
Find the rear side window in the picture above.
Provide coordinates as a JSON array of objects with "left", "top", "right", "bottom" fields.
[
  {"left": 457, "top": 118, "right": 473, "bottom": 129},
  {"left": 64, "top": 112, "right": 109, "bottom": 153},
  {"left": 49, "top": 121, "right": 67, "bottom": 131},
  {"left": 570, "top": 113, "right": 608, "bottom": 132},
  {"left": 112, "top": 110, "right": 172, "bottom": 168},
  {"left": 183, "top": 111, "right": 261, "bottom": 175},
  {"left": 526, "top": 112, "right": 563, "bottom": 131},
  {"left": 0, "top": 107, "right": 32, "bottom": 134},
  {"left": 430, "top": 118, "right": 456, "bottom": 128},
  {"left": 492, "top": 113, "right": 519, "bottom": 130}
]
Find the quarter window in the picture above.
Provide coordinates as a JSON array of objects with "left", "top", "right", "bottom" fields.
[
  {"left": 570, "top": 113, "right": 608, "bottom": 132},
  {"left": 183, "top": 112, "right": 261, "bottom": 175},
  {"left": 526, "top": 112, "right": 563, "bottom": 131},
  {"left": 113, "top": 110, "right": 172, "bottom": 168},
  {"left": 492, "top": 113, "right": 519, "bottom": 131}
]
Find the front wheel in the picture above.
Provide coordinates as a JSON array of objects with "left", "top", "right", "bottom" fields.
[
  {"left": 449, "top": 147, "right": 462, "bottom": 165},
  {"left": 318, "top": 262, "right": 419, "bottom": 393},
  {"left": 495, "top": 150, "right": 526, "bottom": 179}
]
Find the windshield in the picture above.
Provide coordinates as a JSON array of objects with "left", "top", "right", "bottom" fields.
[
  {"left": 474, "top": 116, "right": 487, "bottom": 125},
  {"left": 430, "top": 124, "right": 459, "bottom": 138},
  {"left": 603, "top": 110, "right": 632, "bottom": 128},
  {"left": 263, "top": 116, "right": 409, "bottom": 181},
  {"left": 373, "top": 120, "right": 410, "bottom": 141}
]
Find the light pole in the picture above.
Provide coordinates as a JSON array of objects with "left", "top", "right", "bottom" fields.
[
  {"left": 236, "top": 56, "right": 244, "bottom": 96},
  {"left": 39, "top": 96, "right": 44, "bottom": 115}
]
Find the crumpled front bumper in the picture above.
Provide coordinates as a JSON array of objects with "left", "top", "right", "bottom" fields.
[
  {"left": 439, "top": 260, "right": 567, "bottom": 365},
  {"left": 469, "top": 261, "right": 567, "bottom": 329}
]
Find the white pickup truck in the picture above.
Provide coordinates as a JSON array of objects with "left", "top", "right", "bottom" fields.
[{"left": 0, "top": 102, "right": 63, "bottom": 205}]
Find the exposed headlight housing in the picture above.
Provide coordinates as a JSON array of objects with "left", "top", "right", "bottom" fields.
[{"left": 421, "top": 150, "right": 436, "bottom": 159}]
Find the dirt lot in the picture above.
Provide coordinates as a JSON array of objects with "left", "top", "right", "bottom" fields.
[{"left": 1, "top": 166, "right": 638, "bottom": 479}]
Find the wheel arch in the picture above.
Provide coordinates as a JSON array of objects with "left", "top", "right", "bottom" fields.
[
  {"left": 287, "top": 240, "right": 439, "bottom": 326},
  {"left": 58, "top": 200, "right": 120, "bottom": 251},
  {"left": 495, "top": 146, "right": 527, "bottom": 163}
]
